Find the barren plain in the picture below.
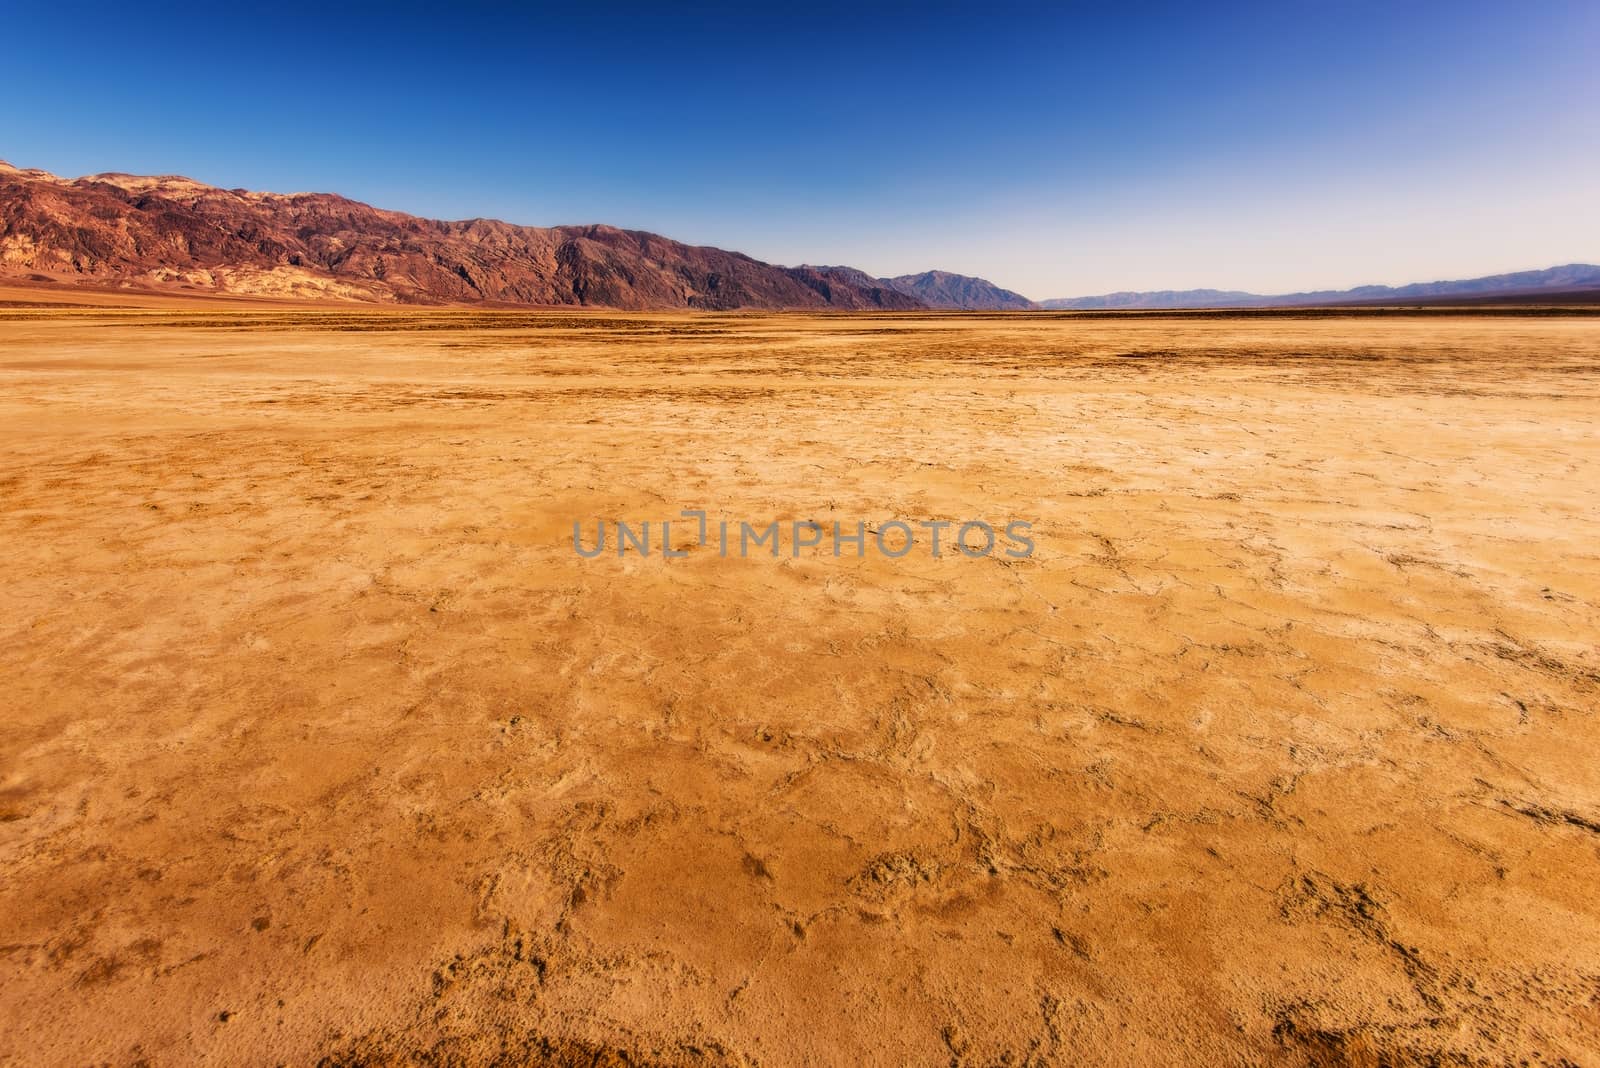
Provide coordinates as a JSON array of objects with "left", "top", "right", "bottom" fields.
[{"left": 1, "top": 293, "right": 1597, "bottom": 1066}]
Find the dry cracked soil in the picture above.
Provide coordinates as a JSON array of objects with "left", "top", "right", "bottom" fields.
[{"left": 1, "top": 291, "right": 1598, "bottom": 1066}]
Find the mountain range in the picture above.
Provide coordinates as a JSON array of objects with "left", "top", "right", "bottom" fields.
[
  {"left": 0, "top": 160, "right": 1015, "bottom": 310},
  {"left": 2, "top": 160, "right": 1594, "bottom": 310},
  {"left": 1039, "top": 264, "right": 1600, "bottom": 309},
  {"left": 880, "top": 270, "right": 1035, "bottom": 310}
]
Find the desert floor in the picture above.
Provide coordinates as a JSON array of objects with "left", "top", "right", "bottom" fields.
[{"left": 1, "top": 297, "right": 1597, "bottom": 1066}]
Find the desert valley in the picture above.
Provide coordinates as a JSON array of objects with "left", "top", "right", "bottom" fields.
[{"left": 1, "top": 277, "right": 1597, "bottom": 1064}]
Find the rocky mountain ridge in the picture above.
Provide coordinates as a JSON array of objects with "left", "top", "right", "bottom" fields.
[{"left": 0, "top": 161, "right": 931, "bottom": 310}]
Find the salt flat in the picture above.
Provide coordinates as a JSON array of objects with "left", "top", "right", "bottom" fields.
[{"left": 1, "top": 300, "right": 1597, "bottom": 1065}]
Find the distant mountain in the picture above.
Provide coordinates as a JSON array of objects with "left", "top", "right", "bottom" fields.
[
  {"left": 799, "top": 266, "right": 1036, "bottom": 311},
  {"left": 0, "top": 160, "right": 924, "bottom": 310},
  {"left": 884, "top": 270, "right": 1037, "bottom": 310},
  {"left": 788, "top": 265, "right": 925, "bottom": 310},
  {"left": 1042, "top": 265, "right": 1600, "bottom": 309},
  {"left": 1040, "top": 288, "right": 1259, "bottom": 311}
]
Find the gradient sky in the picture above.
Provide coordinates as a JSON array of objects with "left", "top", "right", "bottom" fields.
[{"left": 4, "top": 2, "right": 1597, "bottom": 299}]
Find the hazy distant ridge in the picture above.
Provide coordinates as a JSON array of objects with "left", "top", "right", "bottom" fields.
[
  {"left": 1042, "top": 264, "right": 1600, "bottom": 309},
  {"left": 882, "top": 270, "right": 1037, "bottom": 310}
]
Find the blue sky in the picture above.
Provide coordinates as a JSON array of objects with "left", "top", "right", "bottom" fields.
[{"left": 4, "top": 2, "right": 1596, "bottom": 298}]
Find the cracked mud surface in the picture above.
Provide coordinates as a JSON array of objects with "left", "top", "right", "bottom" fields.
[{"left": 1, "top": 295, "right": 1598, "bottom": 1065}]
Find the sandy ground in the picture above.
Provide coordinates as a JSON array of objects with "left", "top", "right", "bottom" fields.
[{"left": 1, "top": 298, "right": 1598, "bottom": 1066}]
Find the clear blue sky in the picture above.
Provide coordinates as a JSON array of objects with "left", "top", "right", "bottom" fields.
[{"left": 4, "top": 2, "right": 1596, "bottom": 298}]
